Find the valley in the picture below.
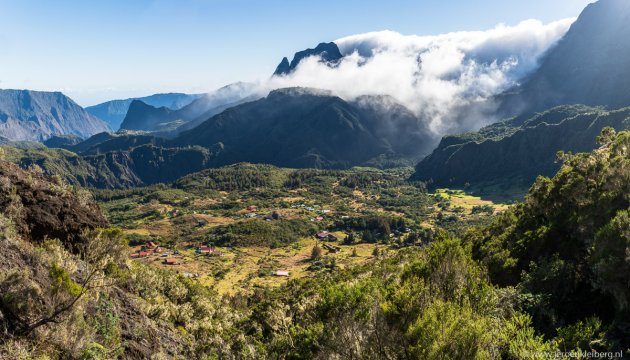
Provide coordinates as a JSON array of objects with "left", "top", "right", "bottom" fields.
[
  {"left": 1, "top": 0, "right": 630, "bottom": 358},
  {"left": 94, "top": 164, "right": 503, "bottom": 295}
]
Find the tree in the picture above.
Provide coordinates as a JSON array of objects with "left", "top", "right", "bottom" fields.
[
  {"left": 311, "top": 244, "right": 323, "bottom": 261},
  {"left": 372, "top": 246, "right": 380, "bottom": 257},
  {"left": 405, "top": 232, "right": 419, "bottom": 245},
  {"left": 343, "top": 232, "right": 354, "bottom": 245},
  {"left": 362, "top": 230, "right": 376, "bottom": 244}
]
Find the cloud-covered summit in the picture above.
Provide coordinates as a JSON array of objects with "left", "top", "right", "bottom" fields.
[{"left": 268, "top": 18, "right": 573, "bottom": 136}]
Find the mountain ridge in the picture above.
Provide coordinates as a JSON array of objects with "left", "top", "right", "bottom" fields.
[
  {"left": 173, "top": 87, "right": 433, "bottom": 169},
  {"left": 411, "top": 105, "right": 630, "bottom": 196},
  {"left": 85, "top": 92, "right": 202, "bottom": 130},
  {"left": 0, "top": 89, "right": 110, "bottom": 142},
  {"left": 496, "top": 0, "right": 630, "bottom": 116}
]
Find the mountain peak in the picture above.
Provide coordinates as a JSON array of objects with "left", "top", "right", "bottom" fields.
[
  {"left": 497, "top": 0, "right": 630, "bottom": 116},
  {"left": 119, "top": 100, "right": 177, "bottom": 131},
  {"left": 273, "top": 42, "right": 343, "bottom": 76},
  {"left": 86, "top": 92, "right": 202, "bottom": 130},
  {"left": 275, "top": 57, "right": 290, "bottom": 75}
]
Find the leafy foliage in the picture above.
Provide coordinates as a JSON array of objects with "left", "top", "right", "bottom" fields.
[{"left": 466, "top": 129, "right": 630, "bottom": 347}]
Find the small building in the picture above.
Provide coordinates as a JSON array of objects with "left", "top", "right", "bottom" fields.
[
  {"left": 275, "top": 271, "right": 290, "bottom": 277},
  {"left": 315, "top": 216, "right": 324, "bottom": 221},
  {"left": 197, "top": 245, "right": 223, "bottom": 256},
  {"left": 130, "top": 251, "right": 150, "bottom": 259},
  {"left": 316, "top": 232, "right": 339, "bottom": 241},
  {"left": 323, "top": 243, "right": 341, "bottom": 253},
  {"left": 247, "top": 205, "right": 258, "bottom": 212},
  {"left": 164, "top": 258, "right": 179, "bottom": 265},
  {"left": 146, "top": 241, "right": 157, "bottom": 249}
]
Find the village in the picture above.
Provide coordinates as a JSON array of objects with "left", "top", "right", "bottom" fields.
[
  {"left": 115, "top": 181, "right": 504, "bottom": 292},
  {"left": 97, "top": 165, "right": 503, "bottom": 294},
  {"left": 126, "top": 200, "right": 393, "bottom": 291}
]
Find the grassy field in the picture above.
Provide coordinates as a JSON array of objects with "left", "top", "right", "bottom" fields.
[
  {"left": 433, "top": 188, "right": 510, "bottom": 213},
  {"left": 129, "top": 236, "right": 382, "bottom": 295}
]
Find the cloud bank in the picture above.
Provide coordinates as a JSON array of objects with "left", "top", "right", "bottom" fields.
[{"left": 264, "top": 18, "right": 574, "bottom": 136}]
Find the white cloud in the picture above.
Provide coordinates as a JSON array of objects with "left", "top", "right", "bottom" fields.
[{"left": 264, "top": 18, "right": 574, "bottom": 136}]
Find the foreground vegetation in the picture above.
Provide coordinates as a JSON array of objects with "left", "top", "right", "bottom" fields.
[{"left": 0, "top": 129, "right": 628, "bottom": 358}]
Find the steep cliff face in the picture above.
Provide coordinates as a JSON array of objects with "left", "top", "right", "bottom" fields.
[
  {"left": 497, "top": 0, "right": 630, "bottom": 116},
  {"left": 412, "top": 106, "right": 630, "bottom": 191},
  {"left": 0, "top": 90, "right": 110, "bottom": 141}
]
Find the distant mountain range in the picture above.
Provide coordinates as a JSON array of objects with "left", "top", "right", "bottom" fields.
[
  {"left": 118, "top": 82, "right": 261, "bottom": 135},
  {"left": 4, "top": 0, "right": 630, "bottom": 197},
  {"left": 0, "top": 89, "right": 110, "bottom": 141},
  {"left": 85, "top": 92, "right": 203, "bottom": 130},
  {"left": 20, "top": 87, "right": 432, "bottom": 187}
]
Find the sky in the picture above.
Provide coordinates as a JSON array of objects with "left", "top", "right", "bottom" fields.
[{"left": 0, "top": 0, "right": 593, "bottom": 106}]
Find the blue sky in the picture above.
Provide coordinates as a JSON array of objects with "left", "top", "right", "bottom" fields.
[{"left": 0, "top": 0, "right": 593, "bottom": 106}]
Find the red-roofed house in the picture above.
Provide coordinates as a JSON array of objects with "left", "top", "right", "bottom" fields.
[{"left": 130, "top": 251, "right": 150, "bottom": 259}]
